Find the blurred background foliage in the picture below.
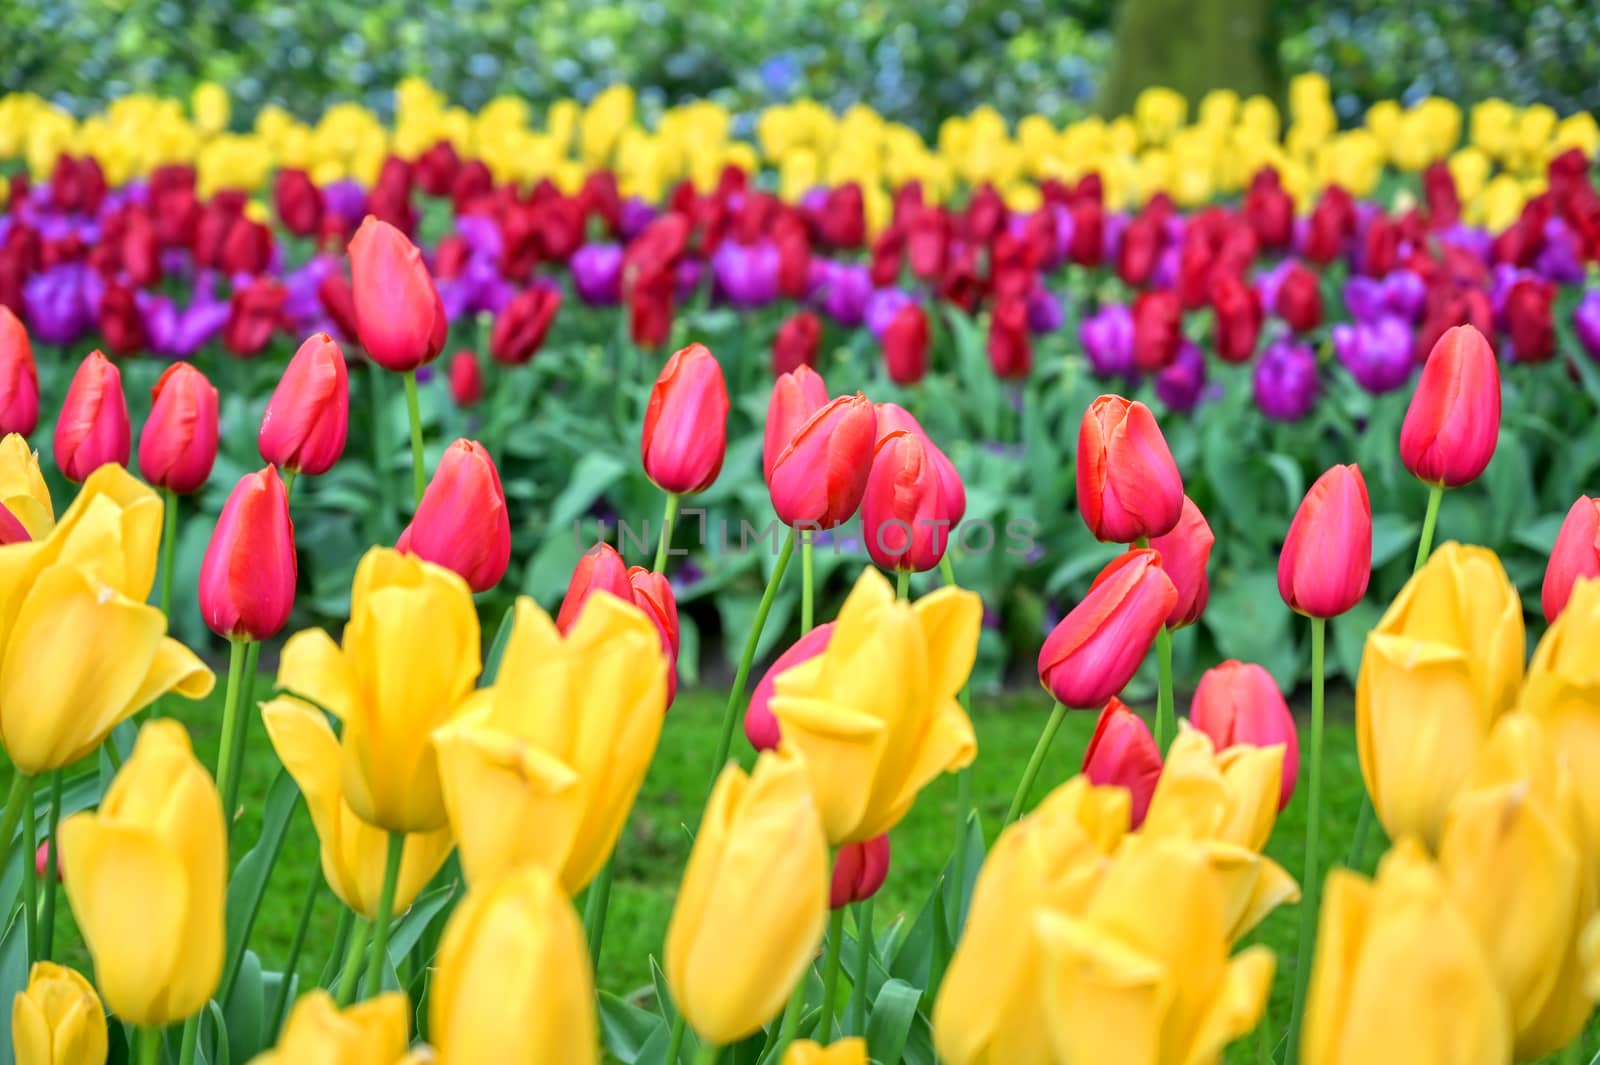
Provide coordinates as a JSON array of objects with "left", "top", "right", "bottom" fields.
[{"left": 6, "top": 0, "right": 1600, "bottom": 132}]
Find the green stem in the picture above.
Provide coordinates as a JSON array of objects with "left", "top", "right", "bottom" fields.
[
  {"left": 226, "top": 642, "right": 262, "bottom": 807},
  {"left": 708, "top": 529, "right": 795, "bottom": 783},
  {"left": 0, "top": 771, "right": 29, "bottom": 891},
  {"left": 768, "top": 976, "right": 807, "bottom": 1062},
  {"left": 20, "top": 774, "right": 36, "bottom": 962},
  {"left": 582, "top": 854, "right": 617, "bottom": 974},
  {"left": 1004, "top": 701, "right": 1068, "bottom": 826},
  {"left": 1285, "top": 616, "right": 1326, "bottom": 1065},
  {"left": 138, "top": 1026, "right": 162, "bottom": 1065},
  {"left": 402, "top": 370, "right": 427, "bottom": 507},
  {"left": 1154, "top": 624, "right": 1175, "bottom": 752},
  {"left": 1413, "top": 483, "right": 1444, "bottom": 571},
  {"left": 815, "top": 906, "right": 847, "bottom": 1042},
  {"left": 800, "top": 529, "right": 815, "bottom": 634},
  {"left": 177, "top": 1014, "right": 198, "bottom": 1065},
  {"left": 664, "top": 1014, "right": 687, "bottom": 1065},
  {"left": 335, "top": 918, "right": 371, "bottom": 1006},
  {"left": 269, "top": 876, "right": 322, "bottom": 1032},
  {"left": 158, "top": 487, "right": 178, "bottom": 621},
  {"left": 318, "top": 907, "right": 356, "bottom": 990},
  {"left": 213, "top": 639, "right": 250, "bottom": 835},
  {"left": 39, "top": 771, "right": 61, "bottom": 961},
  {"left": 849, "top": 898, "right": 873, "bottom": 1035},
  {"left": 1345, "top": 799, "right": 1374, "bottom": 871},
  {"left": 941, "top": 554, "right": 974, "bottom": 934},
  {"left": 282, "top": 467, "right": 299, "bottom": 505},
  {"left": 895, "top": 568, "right": 910, "bottom": 600},
  {"left": 364, "top": 832, "right": 406, "bottom": 997},
  {"left": 692, "top": 1045, "right": 720, "bottom": 1065},
  {"left": 653, "top": 493, "right": 680, "bottom": 573},
  {"left": 368, "top": 363, "right": 397, "bottom": 539}
]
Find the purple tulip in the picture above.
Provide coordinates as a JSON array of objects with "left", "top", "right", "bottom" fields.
[
  {"left": 1574, "top": 290, "right": 1600, "bottom": 361},
  {"left": 1382, "top": 270, "right": 1426, "bottom": 321},
  {"left": 865, "top": 287, "right": 915, "bottom": 339},
  {"left": 322, "top": 181, "right": 368, "bottom": 228},
  {"left": 1150, "top": 245, "right": 1180, "bottom": 290},
  {"left": 816, "top": 262, "right": 871, "bottom": 326},
  {"left": 282, "top": 254, "right": 337, "bottom": 331},
  {"left": 1154, "top": 339, "right": 1206, "bottom": 413},
  {"left": 1332, "top": 317, "right": 1415, "bottom": 393},
  {"left": 1255, "top": 260, "right": 1294, "bottom": 314},
  {"left": 1437, "top": 224, "right": 1493, "bottom": 264},
  {"left": 23, "top": 265, "right": 93, "bottom": 345},
  {"left": 1343, "top": 276, "right": 1386, "bottom": 322},
  {"left": 571, "top": 243, "right": 623, "bottom": 305},
  {"left": 1536, "top": 218, "right": 1586, "bottom": 284},
  {"left": 1078, "top": 303, "right": 1135, "bottom": 378},
  {"left": 711, "top": 240, "right": 779, "bottom": 308},
  {"left": 675, "top": 258, "right": 704, "bottom": 303},
  {"left": 456, "top": 215, "right": 504, "bottom": 263},
  {"left": 1027, "top": 288, "right": 1065, "bottom": 334},
  {"left": 1095, "top": 210, "right": 1122, "bottom": 267},
  {"left": 619, "top": 198, "right": 657, "bottom": 240},
  {"left": 1253, "top": 339, "right": 1320, "bottom": 421}
]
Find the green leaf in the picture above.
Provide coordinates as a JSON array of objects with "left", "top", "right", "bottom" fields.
[
  {"left": 480, "top": 604, "right": 518, "bottom": 686},
  {"left": 222, "top": 770, "right": 300, "bottom": 1006},
  {"left": 547, "top": 452, "right": 628, "bottom": 532},
  {"left": 863, "top": 980, "right": 923, "bottom": 1065},
  {"left": 1369, "top": 513, "right": 1419, "bottom": 570},
  {"left": 598, "top": 990, "right": 665, "bottom": 1065},
  {"left": 1202, "top": 569, "right": 1299, "bottom": 689},
  {"left": 386, "top": 881, "right": 460, "bottom": 967},
  {"left": 649, "top": 956, "right": 679, "bottom": 1026},
  {"left": 221, "top": 950, "right": 266, "bottom": 1062},
  {"left": 0, "top": 908, "right": 29, "bottom": 1065},
  {"left": 1332, "top": 599, "right": 1382, "bottom": 686}
]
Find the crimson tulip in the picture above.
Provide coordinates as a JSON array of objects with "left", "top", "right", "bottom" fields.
[
  {"left": 1132, "top": 289, "right": 1182, "bottom": 371},
  {"left": 830, "top": 835, "right": 890, "bottom": 909},
  {"left": 97, "top": 281, "right": 146, "bottom": 356},
  {"left": 1189, "top": 660, "right": 1299, "bottom": 810},
  {"left": 862, "top": 429, "right": 949, "bottom": 572},
  {"left": 223, "top": 279, "right": 286, "bottom": 357},
  {"left": 1038, "top": 549, "right": 1177, "bottom": 709},
  {"left": 987, "top": 295, "right": 1031, "bottom": 378},
  {"left": 1081, "top": 697, "right": 1162, "bottom": 827},
  {"left": 347, "top": 216, "right": 447, "bottom": 371},
  {"left": 874, "top": 402, "right": 966, "bottom": 527},
  {"left": 199, "top": 466, "right": 297, "bottom": 640},
  {"left": 449, "top": 350, "right": 483, "bottom": 407},
  {"left": 54, "top": 350, "right": 130, "bottom": 482},
  {"left": 1147, "top": 495, "right": 1213, "bottom": 629},
  {"left": 273, "top": 168, "right": 324, "bottom": 238},
  {"left": 1278, "top": 463, "right": 1371, "bottom": 618},
  {"left": 763, "top": 366, "right": 829, "bottom": 480},
  {"left": 396, "top": 440, "right": 511, "bottom": 593},
  {"left": 491, "top": 286, "right": 561, "bottom": 365},
  {"left": 0, "top": 306, "right": 38, "bottom": 436},
  {"left": 769, "top": 395, "right": 877, "bottom": 531},
  {"left": 1542, "top": 495, "right": 1600, "bottom": 624},
  {"left": 1399, "top": 324, "right": 1501, "bottom": 487},
  {"left": 555, "top": 543, "right": 634, "bottom": 634},
  {"left": 627, "top": 565, "right": 681, "bottom": 704},
  {"left": 138, "top": 362, "right": 219, "bottom": 495},
  {"left": 1076, "top": 394, "right": 1184, "bottom": 543},
  {"left": 1211, "top": 274, "right": 1262, "bottom": 362},
  {"left": 641, "top": 343, "right": 729, "bottom": 495},
  {"left": 259, "top": 333, "right": 349, "bottom": 476},
  {"left": 1504, "top": 276, "right": 1555, "bottom": 363},
  {"left": 744, "top": 622, "right": 834, "bottom": 751},
  {"left": 882, "top": 302, "right": 930, "bottom": 385},
  {"left": 772, "top": 311, "right": 822, "bottom": 377},
  {"left": 1275, "top": 262, "right": 1323, "bottom": 333}
]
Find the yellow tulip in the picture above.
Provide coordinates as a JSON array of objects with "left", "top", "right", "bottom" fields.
[
  {"left": 1365, "top": 100, "right": 1402, "bottom": 155},
  {"left": 1239, "top": 95, "right": 1281, "bottom": 143},
  {"left": 934, "top": 776, "right": 1128, "bottom": 1065},
  {"left": 1356, "top": 543, "right": 1524, "bottom": 848},
  {"left": 249, "top": 991, "right": 412, "bottom": 1065},
  {"left": 1555, "top": 112, "right": 1600, "bottom": 160},
  {"left": 580, "top": 84, "right": 636, "bottom": 170},
  {"left": 1470, "top": 99, "right": 1516, "bottom": 159},
  {"left": 0, "top": 433, "right": 53, "bottom": 539},
  {"left": 11, "top": 962, "right": 107, "bottom": 1065},
  {"left": 1301, "top": 839, "right": 1510, "bottom": 1065},
  {"left": 59, "top": 721, "right": 224, "bottom": 1026},
  {"left": 433, "top": 592, "right": 666, "bottom": 892},
  {"left": 1583, "top": 913, "right": 1600, "bottom": 1001},
  {"left": 781, "top": 1038, "right": 867, "bottom": 1065},
  {"left": 1520, "top": 577, "right": 1600, "bottom": 847},
  {"left": 1289, "top": 73, "right": 1331, "bottom": 121},
  {"left": 665, "top": 748, "right": 828, "bottom": 1045},
  {"left": 1197, "top": 89, "right": 1239, "bottom": 132},
  {"left": 770, "top": 567, "right": 979, "bottom": 844},
  {"left": 191, "top": 82, "right": 230, "bottom": 136},
  {"left": 1134, "top": 87, "right": 1187, "bottom": 147},
  {"left": 0, "top": 465, "right": 213, "bottom": 775},
  {"left": 1035, "top": 834, "right": 1275, "bottom": 1065},
  {"left": 430, "top": 866, "right": 596, "bottom": 1065},
  {"left": 278, "top": 547, "right": 480, "bottom": 833}
]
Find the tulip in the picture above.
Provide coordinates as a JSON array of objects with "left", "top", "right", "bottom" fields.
[
  {"left": 1148, "top": 495, "right": 1213, "bottom": 628},
  {"left": 745, "top": 622, "right": 833, "bottom": 752},
  {"left": 59, "top": 721, "right": 224, "bottom": 1026},
  {"left": 771, "top": 567, "right": 980, "bottom": 843},
  {"left": 1038, "top": 550, "right": 1177, "bottom": 709},
  {"left": 1519, "top": 577, "right": 1600, "bottom": 846},
  {"left": 627, "top": 565, "right": 680, "bottom": 703},
  {"left": 1357, "top": 543, "right": 1524, "bottom": 848},
  {"left": 1300, "top": 840, "right": 1510, "bottom": 1065},
  {"left": 348, "top": 216, "right": 447, "bottom": 372},
  {"left": 0, "top": 305, "right": 39, "bottom": 436},
  {"left": 665, "top": 748, "right": 828, "bottom": 1045},
  {"left": 1278, "top": 464, "right": 1371, "bottom": 618},
  {"left": 763, "top": 366, "right": 829, "bottom": 480},
  {"left": 1080, "top": 698, "right": 1162, "bottom": 827},
  {"left": 0, "top": 466, "right": 215, "bottom": 775},
  {"left": 1276, "top": 261, "right": 1324, "bottom": 332},
  {"left": 830, "top": 835, "right": 890, "bottom": 910},
  {"left": 0, "top": 432, "right": 54, "bottom": 540},
  {"left": 1399, "top": 324, "right": 1501, "bottom": 488},
  {"left": 491, "top": 286, "right": 561, "bottom": 365},
  {"left": 222, "top": 279, "right": 286, "bottom": 357},
  {"left": 1131, "top": 289, "right": 1182, "bottom": 371},
  {"left": 641, "top": 343, "right": 729, "bottom": 495},
  {"left": 277, "top": 547, "right": 481, "bottom": 833},
  {"left": 430, "top": 866, "right": 598, "bottom": 1064},
  {"left": 199, "top": 467, "right": 297, "bottom": 641},
  {"left": 252, "top": 991, "right": 414, "bottom": 1065},
  {"left": 1079, "top": 303, "right": 1135, "bottom": 378},
  {"left": 53, "top": 350, "right": 130, "bottom": 483},
  {"left": 317, "top": 273, "right": 360, "bottom": 343},
  {"left": 1076, "top": 394, "right": 1184, "bottom": 543},
  {"left": 572, "top": 243, "right": 623, "bottom": 306},
  {"left": 1504, "top": 276, "right": 1555, "bottom": 363},
  {"left": 861, "top": 429, "right": 950, "bottom": 573},
  {"left": 1035, "top": 834, "right": 1276, "bottom": 1065},
  {"left": 433, "top": 592, "right": 667, "bottom": 892},
  {"left": 1190, "top": 661, "right": 1300, "bottom": 810},
  {"left": 448, "top": 350, "right": 484, "bottom": 408},
  {"left": 1154, "top": 339, "right": 1207, "bottom": 413},
  {"left": 273, "top": 168, "right": 325, "bottom": 239},
  {"left": 259, "top": 333, "right": 350, "bottom": 475},
  {"left": 261, "top": 695, "right": 452, "bottom": 918},
  {"left": 554, "top": 543, "right": 634, "bottom": 634},
  {"left": 1254, "top": 338, "right": 1320, "bottom": 422},
  {"left": 1574, "top": 290, "right": 1600, "bottom": 361},
  {"left": 873, "top": 403, "right": 966, "bottom": 526},
  {"left": 396, "top": 440, "right": 510, "bottom": 593},
  {"left": 934, "top": 776, "right": 1130, "bottom": 1065},
  {"left": 1541, "top": 496, "right": 1600, "bottom": 624},
  {"left": 1332, "top": 317, "right": 1415, "bottom": 394},
  {"left": 781, "top": 1039, "right": 868, "bottom": 1065},
  {"left": 987, "top": 295, "right": 1031, "bottom": 378},
  {"left": 771, "top": 310, "right": 822, "bottom": 377},
  {"left": 1211, "top": 273, "right": 1263, "bottom": 362},
  {"left": 770, "top": 395, "right": 877, "bottom": 532},
  {"left": 882, "top": 302, "right": 930, "bottom": 385},
  {"left": 11, "top": 961, "right": 107, "bottom": 1065},
  {"left": 138, "top": 362, "right": 219, "bottom": 496},
  {"left": 97, "top": 281, "right": 147, "bottom": 356}
]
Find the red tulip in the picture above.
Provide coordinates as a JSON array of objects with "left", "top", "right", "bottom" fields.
[
  {"left": 745, "top": 622, "right": 834, "bottom": 751},
  {"left": 763, "top": 366, "right": 829, "bottom": 481},
  {"left": 629, "top": 270, "right": 675, "bottom": 349},
  {"left": 34, "top": 838, "right": 61, "bottom": 883},
  {"left": 863, "top": 430, "right": 949, "bottom": 572},
  {"left": 316, "top": 272, "right": 360, "bottom": 344},
  {"left": 1066, "top": 199, "right": 1104, "bottom": 266},
  {"left": 1190, "top": 660, "right": 1300, "bottom": 810},
  {"left": 819, "top": 183, "right": 866, "bottom": 249},
  {"left": 449, "top": 350, "right": 483, "bottom": 408},
  {"left": 641, "top": 343, "right": 729, "bottom": 495},
  {"left": 138, "top": 362, "right": 219, "bottom": 495},
  {"left": 97, "top": 281, "right": 146, "bottom": 356},
  {"left": 1076, "top": 394, "right": 1184, "bottom": 544},
  {"left": 830, "top": 835, "right": 890, "bottom": 909},
  {"left": 1275, "top": 262, "right": 1323, "bottom": 333},
  {"left": 987, "top": 295, "right": 1031, "bottom": 379},
  {"left": 119, "top": 209, "right": 162, "bottom": 287},
  {"left": 221, "top": 216, "right": 273, "bottom": 276},
  {"left": 1504, "top": 277, "right": 1555, "bottom": 363},
  {"left": 273, "top": 168, "right": 325, "bottom": 238},
  {"left": 1244, "top": 168, "right": 1294, "bottom": 250},
  {"left": 874, "top": 402, "right": 965, "bottom": 526},
  {"left": 555, "top": 543, "right": 634, "bottom": 634},
  {"left": 347, "top": 216, "right": 447, "bottom": 371},
  {"left": 882, "top": 302, "right": 930, "bottom": 385},
  {"left": 199, "top": 466, "right": 297, "bottom": 640},
  {"left": 1038, "top": 550, "right": 1177, "bottom": 709},
  {"left": 1147, "top": 495, "right": 1213, "bottom": 629},
  {"left": 773, "top": 214, "right": 812, "bottom": 298},
  {"left": 396, "top": 440, "right": 511, "bottom": 593},
  {"left": 1210, "top": 273, "right": 1262, "bottom": 363},
  {"left": 1542, "top": 495, "right": 1600, "bottom": 624},
  {"left": 1081, "top": 697, "right": 1162, "bottom": 827},
  {"left": 415, "top": 141, "right": 462, "bottom": 198},
  {"left": 0, "top": 306, "right": 38, "bottom": 436},
  {"left": 0, "top": 504, "right": 31, "bottom": 546},
  {"left": 769, "top": 394, "right": 877, "bottom": 531},
  {"left": 1278, "top": 464, "right": 1372, "bottom": 618},
  {"left": 1361, "top": 217, "right": 1398, "bottom": 278},
  {"left": 1117, "top": 213, "right": 1164, "bottom": 287},
  {"left": 1399, "top": 324, "right": 1501, "bottom": 487},
  {"left": 1423, "top": 162, "right": 1461, "bottom": 229},
  {"left": 870, "top": 225, "right": 905, "bottom": 287},
  {"left": 259, "top": 333, "right": 349, "bottom": 476},
  {"left": 1132, "top": 289, "right": 1183, "bottom": 371},
  {"left": 772, "top": 311, "right": 822, "bottom": 377},
  {"left": 54, "top": 350, "right": 130, "bottom": 482},
  {"left": 905, "top": 204, "right": 949, "bottom": 280},
  {"left": 223, "top": 279, "right": 286, "bottom": 357},
  {"left": 627, "top": 565, "right": 681, "bottom": 704},
  {"left": 491, "top": 286, "right": 561, "bottom": 365}
]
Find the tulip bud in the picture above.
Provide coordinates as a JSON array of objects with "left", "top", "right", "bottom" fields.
[
  {"left": 0, "top": 432, "right": 54, "bottom": 540},
  {"left": 1081, "top": 697, "right": 1162, "bottom": 827},
  {"left": 1190, "top": 661, "right": 1300, "bottom": 810},
  {"left": 259, "top": 333, "right": 350, "bottom": 475},
  {"left": 253, "top": 990, "right": 413, "bottom": 1065},
  {"left": 199, "top": 466, "right": 297, "bottom": 641},
  {"left": 449, "top": 349, "right": 483, "bottom": 407},
  {"left": 348, "top": 216, "right": 447, "bottom": 371},
  {"left": 875, "top": 402, "right": 965, "bottom": 525},
  {"left": 138, "top": 362, "right": 219, "bottom": 495},
  {"left": 1399, "top": 323, "right": 1501, "bottom": 487},
  {"left": 1278, "top": 464, "right": 1371, "bottom": 618},
  {"left": 772, "top": 310, "right": 822, "bottom": 376},
  {"left": 641, "top": 342, "right": 729, "bottom": 494},
  {"left": 53, "top": 350, "right": 130, "bottom": 483},
  {"left": 771, "top": 395, "right": 878, "bottom": 532},
  {"left": 781, "top": 1039, "right": 869, "bottom": 1065},
  {"left": 665, "top": 748, "right": 829, "bottom": 1044},
  {"left": 491, "top": 286, "right": 561, "bottom": 365},
  {"left": 1038, "top": 550, "right": 1177, "bottom": 709},
  {"left": 1541, "top": 495, "right": 1600, "bottom": 624},
  {"left": 396, "top": 440, "right": 510, "bottom": 593},
  {"left": 1076, "top": 394, "right": 1184, "bottom": 543},
  {"left": 628, "top": 564, "right": 681, "bottom": 704},
  {"left": 763, "top": 366, "right": 829, "bottom": 480},
  {"left": 745, "top": 622, "right": 834, "bottom": 751},
  {"left": 60, "top": 721, "right": 225, "bottom": 1026},
  {"left": 555, "top": 542, "right": 634, "bottom": 634},
  {"left": 430, "top": 867, "right": 598, "bottom": 1063},
  {"left": 0, "top": 305, "right": 39, "bottom": 436},
  {"left": 830, "top": 835, "right": 890, "bottom": 909},
  {"left": 11, "top": 962, "right": 108, "bottom": 1065},
  {"left": 862, "top": 429, "right": 949, "bottom": 572},
  {"left": 1147, "top": 495, "right": 1213, "bottom": 629},
  {"left": 882, "top": 302, "right": 930, "bottom": 384}
]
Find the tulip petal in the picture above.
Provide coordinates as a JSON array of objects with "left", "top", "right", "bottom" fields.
[
  {"left": 1036, "top": 909, "right": 1168, "bottom": 1065},
  {"left": 10, "top": 990, "right": 51, "bottom": 1065},
  {"left": 131, "top": 636, "right": 215, "bottom": 708},
  {"left": 912, "top": 586, "right": 982, "bottom": 700},
  {"left": 278, "top": 628, "right": 356, "bottom": 721},
  {"left": 1182, "top": 945, "right": 1275, "bottom": 1065},
  {"left": 768, "top": 694, "right": 886, "bottom": 842}
]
